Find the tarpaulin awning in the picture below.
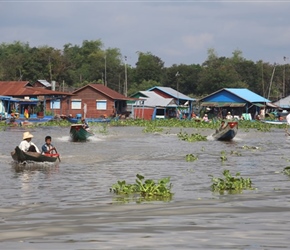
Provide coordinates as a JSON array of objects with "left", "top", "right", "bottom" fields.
[{"left": 200, "top": 102, "right": 246, "bottom": 107}]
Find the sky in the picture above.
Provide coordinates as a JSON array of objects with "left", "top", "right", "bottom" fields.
[{"left": 0, "top": 0, "right": 290, "bottom": 67}]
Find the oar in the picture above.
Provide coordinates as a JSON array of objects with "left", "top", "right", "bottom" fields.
[{"left": 54, "top": 147, "right": 61, "bottom": 162}]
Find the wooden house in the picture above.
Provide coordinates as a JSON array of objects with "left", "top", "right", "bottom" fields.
[{"left": 59, "top": 84, "right": 135, "bottom": 119}]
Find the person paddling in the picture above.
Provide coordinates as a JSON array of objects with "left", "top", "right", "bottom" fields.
[{"left": 41, "top": 136, "right": 56, "bottom": 155}]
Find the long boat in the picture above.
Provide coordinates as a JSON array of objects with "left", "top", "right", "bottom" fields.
[
  {"left": 66, "top": 116, "right": 111, "bottom": 124},
  {"left": 212, "top": 121, "right": 238, "bottom": 141},
  {"left": 11, "top": 146, "right": 59, "bottom": 163},
  {"left": 70, "top": 124, "right": 94, "bottom": 142}
]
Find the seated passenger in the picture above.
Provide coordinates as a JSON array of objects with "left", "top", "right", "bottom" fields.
[{"left": 19, "top": 132, "right": 40, "bottom": 153}]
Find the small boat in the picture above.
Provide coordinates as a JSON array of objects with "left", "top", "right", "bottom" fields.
[
  {"left": 260, "top": 120, "right": 287, "bottom": 125},
  {"left": 70, "top": 124, "right": 93, "bottom": 142},
  {"left": 11, "top": 146, "right": 59, "bottom": 163},
  {"left": 212, "top": 121, "right": 238, "bottom": 141}
]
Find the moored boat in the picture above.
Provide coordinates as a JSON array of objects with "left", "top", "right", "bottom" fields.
[
  {"left": 70, "top": 124, "right": 93, "bottom": 142},
  {"left": 66, "top": 116, "right": 111, "bottom": 123},
  {"left": 212, "top": 121, "right": 238, "bottom": 141},
  {"left": 11, "top": 146, "right": 59, "bottom": 163}
]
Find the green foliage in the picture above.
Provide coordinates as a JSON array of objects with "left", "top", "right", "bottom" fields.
[
  {"left": 185, "top": 154, "right": 198, "bottom": 162},
  {"left": 142, "top": 123, "right": 163, "bottom": 133},
  {"left": 220, "top": 151, "right": 227, "bottom": 162},
  {"left": 0, "top": 41, "right": 285, "bottom": 98},
  {"left": 283, "top": 166, "right": 290, "bottom": 176},
  {"left": 110, "top": 174, "right": 173, "bottom": 202},
  {"left": 230, "top": 150, "right": 242, "bottom": 156},
  {"left": 177, "top": 131, "right": 207, "bottom": 142},
  {"left": 241, "top": 145, "right": 260, "bottom": 150},
  {"left": 210, "top": 170, "right": 254, "bottom": 194}
]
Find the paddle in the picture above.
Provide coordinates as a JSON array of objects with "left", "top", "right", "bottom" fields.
[{"left": 54, "top": 147, "right": 61, "bottom": 162}]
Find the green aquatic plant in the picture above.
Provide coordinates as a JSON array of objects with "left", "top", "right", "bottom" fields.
[
  {"left": 110, "top": 174, "right": 173, "bottom": 202},
  {"left": 210, "top": 169, "right": 254, "bottom": 194},
  {"left": 177, "top": 131, "right": 207, "bottom": 142},
  {"left": 230, "top": 150, "right": 242, "bottom": 156},
  {"left": 220, "top": 151, "right": 227, "bottom": 162},
  {"left": 185, "top": 154, "right": 198, "bottom": 162},
  {"left": 282, "top": 166, "right": 290, "bottom": 176},
  {"left": 142, "top": 123, "right": 163, "bottom": 133},
  {"left": 241, "top": 145, "right": 260, "bottom": 150}
]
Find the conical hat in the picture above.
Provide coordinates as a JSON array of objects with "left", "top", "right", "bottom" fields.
[{"left": 23, "top": 131, "right": 34, "bottom": 140}]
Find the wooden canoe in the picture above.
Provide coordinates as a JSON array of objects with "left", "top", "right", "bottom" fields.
[
  {"left": 69, "top": 124, "right": 93, "bottom": 142},
  {"left": 11, "top": 146, "right": 59, "bottom": 163},
  {"left": 212, "top": 121, "right": 238, "bottom": 141}
]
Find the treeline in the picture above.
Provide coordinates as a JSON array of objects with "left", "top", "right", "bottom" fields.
[{"left": 0, "top": 40, "right": 288, "bottom": 100}]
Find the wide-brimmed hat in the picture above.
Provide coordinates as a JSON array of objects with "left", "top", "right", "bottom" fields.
[{"left": 23, "top": 131, "right": 34, "bottom": 140}]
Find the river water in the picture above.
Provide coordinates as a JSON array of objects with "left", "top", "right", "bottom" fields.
[{"left": 1, "top": 124, "right": 290, "bottom": 249}]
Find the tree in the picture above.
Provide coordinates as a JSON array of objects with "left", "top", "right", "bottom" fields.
[{"left": 134, "top": 52, "right": 164, "bottom": 83}]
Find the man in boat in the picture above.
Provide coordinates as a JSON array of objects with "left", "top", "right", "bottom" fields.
[
  {"left": 19, "top": 132, "right": 40, "bottom": 153},
  {"left": 81, "top": 118, "right": 90, "bottom": 130},
  {"left": 226, "top": 112, "right": 233, "bottom": 120},
  {"left": 219, "top": 120, "right": 227, "bottom": 131},
  {"left": 41, "top": 136, "right": 56, "bottom": 155}
]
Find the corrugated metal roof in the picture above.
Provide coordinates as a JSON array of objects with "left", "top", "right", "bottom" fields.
[
  {"left": 73, "top": 84, "right": 135, "bottom": 101},
  {"left": 225, "top": 88, "right": 270, "bottom": 103},
  {"left": 36, "top": 80, "right": 51, "bottom": 87},
  {"left": 274, "top": 96, "right": 290, "bottom": 109},
  {"left": 137, "top": 91, "right": 176, "bottom": 107},
  {"left": 147, "top": 86, "right": 195, "bottom": 101},
  {"left": 0, "top": 81, "right": 72, "bottom": 96},
  {"left": 200, "top": 88, "right": 270, "bottom": 103}
]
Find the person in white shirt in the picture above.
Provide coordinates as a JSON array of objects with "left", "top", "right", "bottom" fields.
[
  {"left": 18, "top": 132, "right": 40, "bottom": 153},
  {"left": 226, "top": 112, "right": 233, "bottom": 120}
]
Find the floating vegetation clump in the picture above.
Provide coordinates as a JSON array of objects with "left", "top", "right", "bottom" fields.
[
  {"left": 282, "top": 166, "right": 290, "bottom": 176},
  {"left": 177, "top": 131, "right": 207, "bottom": 142},
  {"left": 230, "top": 150, "right": 242, "bottom": 156},
  {"left": 220, "top": 151, "right": 227, "bottom": 162},
  {"left": 185, "top": 154, "right": 198, "bottom": 162},
  {"left": 142, "top": 124, "right": 163, "bottom": 133},
  {"left": 110, "top": 174, "right": 173, "bottom": 202},
  {"left": 241, "top": 145, "right": 260, "bottom": 150},
  {"left": 210, "top": 170, "right": 254, "bottom": 194}
]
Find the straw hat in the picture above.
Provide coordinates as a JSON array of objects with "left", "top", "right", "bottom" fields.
[{"left": 23, "top": 131, "right": 34, "bottom": 140}]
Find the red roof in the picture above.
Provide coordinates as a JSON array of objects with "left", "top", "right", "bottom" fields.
[
  {"left": 72, "top": 84, "right": 135, "bottom": 100},
  {"left": 0, "top": 81, "right": 72, "bottom": 96}
]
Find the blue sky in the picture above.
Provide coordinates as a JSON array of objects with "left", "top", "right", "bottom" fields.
[{"left": 1, "top": 0, "right": 290, "bottom": 67}]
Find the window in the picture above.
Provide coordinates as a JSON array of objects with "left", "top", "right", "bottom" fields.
[
  {"left": 50, "top": 99, "right": 60, "bottom": 109},
  {"left": 71, "top": 99, "right": 82, "bottom": 109},
  {"left": 96, "top": 100, "right": 107, "bottom": 110}
]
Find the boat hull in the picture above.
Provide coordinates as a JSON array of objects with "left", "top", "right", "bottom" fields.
[
  {"left": 70, "top": 124, "right": 93, "bottom": 142},
  {"left": 212, "top": 121, "right": 238, "bottom": 141},
  {"left": 11, "top": 146, "right": 59, "bottom": 163},
  {"left": 67, "top": 117, "right": 111, "bottom": 123}
]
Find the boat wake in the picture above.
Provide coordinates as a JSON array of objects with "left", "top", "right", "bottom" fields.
[{"left": 11, "top": 160, "right": 59, "bottom": 171}]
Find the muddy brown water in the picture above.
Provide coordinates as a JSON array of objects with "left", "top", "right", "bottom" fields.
[{"left": 1, "top": 125, "right": 290, "bottom": 249}]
